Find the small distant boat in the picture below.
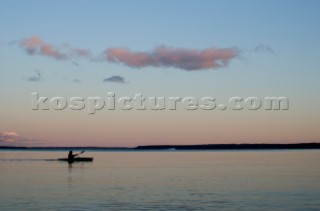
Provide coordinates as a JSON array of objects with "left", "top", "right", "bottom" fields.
[
  {"left": 168, "top": 148, "right": 176, "bottom": 151},
  {"left": 57, "top": 157, "right": 94, "bottom": 162}
]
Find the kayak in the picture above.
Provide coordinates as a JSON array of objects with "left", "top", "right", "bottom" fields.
[{"left": 57, "top": 157, "right": 93, "bottom": 162}]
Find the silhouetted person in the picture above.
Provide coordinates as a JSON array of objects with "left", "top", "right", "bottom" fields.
[{"left": 68, "top": 150, "right": 84, "bottom": 163}]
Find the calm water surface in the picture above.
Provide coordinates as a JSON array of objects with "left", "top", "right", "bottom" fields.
[{"left": 1, "top": 150, "right": 319, "bottom": 210}]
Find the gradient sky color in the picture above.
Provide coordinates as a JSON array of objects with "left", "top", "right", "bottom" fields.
[{"left": 1, "top": 0, "right": 319, "bottom": 146}]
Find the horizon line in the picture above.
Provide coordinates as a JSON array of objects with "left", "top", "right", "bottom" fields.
[{"left": 1, "top": 142, "right": 320, "bottom": 150}]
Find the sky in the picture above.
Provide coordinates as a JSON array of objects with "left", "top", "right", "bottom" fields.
[{"left": 0, "top": 0, "right": 319, "bottom": 147}]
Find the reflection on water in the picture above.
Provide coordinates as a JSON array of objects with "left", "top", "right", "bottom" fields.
[
  {"left": 0, "top": 150, "right": 320, "bottom": 210},
  {"left": 0, "top": 158, "right": 57, "bottom": 161}
]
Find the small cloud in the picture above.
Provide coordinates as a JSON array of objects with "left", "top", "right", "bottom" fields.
[
  {"left": 0, "top": 131, "right": 19, "bottom": 143},
  {"left": 20, "top": 36, "right": 68, "bottom": 60},
  {"left": 103, "top": 75, "right": 126, "bottom": 84},
  {"left": 73, "top": 78, "right": 82, "bottom": 83},
  {"left": 0, "top": 131, "right": 39, "bottom": 146},
  {"left": 72, "top": 48, "right": 91, "bottom": 58},
  {"left": 72, "top": 61, "right": 80, "bottom": 66},
  {"left": 254, "top": 44, "right": 275, "bottom": 54},
  {"left": 26, "top": 70, "right": 42, "bottom": 82},
  {"left": 105, "top": 46, "right": 239, "bottom": 71},
  {"left": 19, "top": 36, "right": 91, "bottom": 61},
  {"left": 0, "top": 40, "right": 20, "bottom": 47}
]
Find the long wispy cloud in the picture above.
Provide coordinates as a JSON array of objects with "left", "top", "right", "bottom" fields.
[
  {"left": 105, "top": 46, "right": 239, "bottom": 71},
  {"left": 17, "top": 36, "right": 242, "bottom": 71},
  {"left": 20, "top": 36, "right": 91, "bottom": 60}
]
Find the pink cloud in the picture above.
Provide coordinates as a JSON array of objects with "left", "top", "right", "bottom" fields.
[
  {"left": 105, "top": 46, "right": 239, "bottom": 71},
  {"left": 0, "top": 131, "right": 41, "bottom": 146},
  {"left": 18, "top": 36, "right": 239, "bottom": 70},
  {"left": 72, "top": 48, "right": 91, "bottom": 57},
  {"left": 0, "top": 132, "right": 18, "bottom": 142},
  {"left": 20, "top": 36, "right": 68, "bottom": 60},
  {"left": 20, "top": 36, "right": 91, "bottom": 60}
]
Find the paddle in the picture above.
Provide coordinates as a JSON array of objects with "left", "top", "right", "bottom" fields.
[{"left": 74, "top": 150, "right": 85, "bottom": 157}]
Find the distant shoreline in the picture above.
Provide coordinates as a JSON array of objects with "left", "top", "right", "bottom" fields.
[{"left": 1, "top": 143, "right": 320, "bottom": 151}]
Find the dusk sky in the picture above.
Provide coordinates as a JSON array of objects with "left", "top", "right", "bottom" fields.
[{"left": 0, "top": 0, "right": 319, "bottom": 146}]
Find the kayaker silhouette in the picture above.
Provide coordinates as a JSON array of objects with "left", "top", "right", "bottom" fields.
[{"left": 68, "top": 150, "right": 84, "bottom": 163}]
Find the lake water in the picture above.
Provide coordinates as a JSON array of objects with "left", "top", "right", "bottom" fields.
[{"left": 1, "top": 150, "right": 319, "bottom": 210}]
